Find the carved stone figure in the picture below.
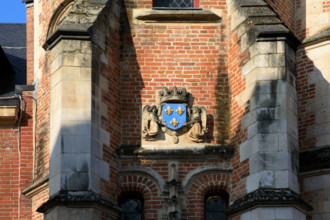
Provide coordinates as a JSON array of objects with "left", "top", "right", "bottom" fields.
[
  {"left": 185, "top": 107, "right": 207, "bottom": 143},
  {"left": 142, "top": 105, "right": 165, "bottom": 140}
]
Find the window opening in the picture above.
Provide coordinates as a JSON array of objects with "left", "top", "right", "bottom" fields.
[
  {"left": 205, "top": 194, "right": 227, "bottom": 220},
  {"left": 153, "top": 0, "right": 194, "bottom": 9},
  {"left": 120, "top": 195, "right": 143, "bottom": 220}
]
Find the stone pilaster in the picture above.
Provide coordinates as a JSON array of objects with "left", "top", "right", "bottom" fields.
[{"left": 227, "top": 0, "right": 311, "bottom": 218}]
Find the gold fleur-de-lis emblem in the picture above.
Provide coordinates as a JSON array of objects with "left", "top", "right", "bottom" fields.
[
  {"left": 176, "top": 106, "right": 184, "bottom": 116},
  {"left": 170, "top": 118, "right": 179, "bottom": 127},
  {"left": 165, "top": 106, "right": 173, "bottom": 115}
]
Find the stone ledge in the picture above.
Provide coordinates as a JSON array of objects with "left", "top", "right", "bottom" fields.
[
  {"left": 117, "top": 144, "right": 234, "bottom": 160},
  {"left": 135, "top": 9, "right": 221, "bottom": 23},
  {"left": 301, "top": 28, "right": 330, "bottom": 47},
  {"left": 300, "top": 146, "right": 330, "bottom": 173},
  {"left": 22, "top": 176, "right": 49, "bottom": 198},
  {"left": 227, "top": 188, "right": 313, "bottom": 216},
  {"left": 37, "top": 191, "right": 121, "bottom": 214}
]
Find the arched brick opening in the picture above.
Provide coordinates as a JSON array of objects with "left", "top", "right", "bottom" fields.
[
  {"left": 184, "top": 173, "right": 230, "bottom": 219},
  {"left": 119, "top": 174, "right": 163, "bottom": 220}
]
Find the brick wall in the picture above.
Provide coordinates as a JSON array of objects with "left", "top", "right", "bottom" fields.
[
  {"left": 120, "top": 0, "right": 230, "bottom": 145},
  {"left": 34, "top": 0, "right": 65, "bottom": 181},
  {"left": 0, "top": 93, "right": 34, "bottom": 220},
  {"left": 26, "top": 6, "right": 34, "bottom": 85},
  {"left": 265, "top": 0, "right": 295, "bottom": 33}
]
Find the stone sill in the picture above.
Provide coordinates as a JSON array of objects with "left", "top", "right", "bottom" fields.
[
  {"left": 135, "top": 9, "right": 222, "bottom": 23},
  {"left": 22, "top": 176, "right": 49, "bottom": 198},
  {"left": 0, "top": 106, "right": 19, "bottom": 126}
]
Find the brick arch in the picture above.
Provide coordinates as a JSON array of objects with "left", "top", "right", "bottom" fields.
[
  {"left": 119, "top": 174, "right": 163, "bottom": 220},
  {"left": 46, "top": 0, "right": 74, "bottom": 37},
  {"left": 184, "top": 173, "right": 231, "bottom": 219}
]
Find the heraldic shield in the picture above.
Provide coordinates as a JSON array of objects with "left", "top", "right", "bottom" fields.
[{"left": 162, "top": 104, "right": 187, "bottom": 130}]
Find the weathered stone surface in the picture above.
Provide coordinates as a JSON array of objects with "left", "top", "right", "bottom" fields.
[{"left": 228, "top": 188, "right": 312, "bottom": 215}]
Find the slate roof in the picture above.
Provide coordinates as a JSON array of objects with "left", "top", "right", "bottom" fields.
[{"left": 0, "top": 23, "right": 26, "bottom": 85}]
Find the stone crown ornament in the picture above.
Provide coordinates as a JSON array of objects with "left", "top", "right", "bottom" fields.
[{"left": 159, "top": 86, "right": 188, "bottom": 104}]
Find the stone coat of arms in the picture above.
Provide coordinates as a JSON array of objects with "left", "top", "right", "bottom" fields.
[{"left": 142, "top": 86, "right": 207, "bottom": 144}]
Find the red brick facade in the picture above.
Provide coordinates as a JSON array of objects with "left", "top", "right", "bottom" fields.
[{"left": 1, "top": 0, "right": 329, "bottom": 219}]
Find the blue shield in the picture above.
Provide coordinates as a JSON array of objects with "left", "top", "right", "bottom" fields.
[{"left": 162, "top": 104, "right": 186, "bottom": 130}]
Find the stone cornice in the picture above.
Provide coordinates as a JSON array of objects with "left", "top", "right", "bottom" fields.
[
  {"left": 43, "top": 24, "right": 91, "bottom": 50},
  {"left": 117, "top": 144, "right": 234, "bottom": 160},
  {"left": 227, "top": 188, "right": 313, "bottom": 216},
  {"left": 37, "top": 191, "right": 121, "bottom": 214}
]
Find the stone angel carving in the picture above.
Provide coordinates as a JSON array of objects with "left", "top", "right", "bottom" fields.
[
  {"left": 142, "top": 105, "right": 166, "bottom": 141},
  {"left": 186, "top": 107, "right": 207, "bottom": 143}
]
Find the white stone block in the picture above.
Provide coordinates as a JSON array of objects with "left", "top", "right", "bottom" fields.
[
  {"left": 62, "top": 154, "right": 77, "bottom": 171},
  {"left": 259, "top": 170, "right": 275, "bottom": 188},
  {"left": 258, "top": 208, "right": 275, "bottom": 220},
  {"left": 304, "top": 174, "right": 330, "bottom": 191},
  {"left": 275, "top": 207, "right": 293, "bottom": 219},
  {"left": 91, "top": 156, "right": 109, "bottom": 181},
  {"left": 75, "top": 122, "right": 91, "bottom": 135},
  {"left": 50, "top": 154, "right": 61, "bottom": 178},
  {"left": 75, "top": 135, "right": 92, "bottom": 153},
  {"left": 77, "top": 154, "right": 91, "bottom": 172},
  {"left": 63, "top": 134, "right": 76, "bottom": 153},
  {"left": 241, "top": 211, "right": 251, "bottom": 220}
]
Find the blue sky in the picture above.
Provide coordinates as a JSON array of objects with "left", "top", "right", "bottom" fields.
[{"left": 0, "top": 1, "right": 26, "bottom": 23}]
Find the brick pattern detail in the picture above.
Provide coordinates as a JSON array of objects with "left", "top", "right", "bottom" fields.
[
  {"left": 296, "top": 50, "right": 316, "bottom": 150},
  {"left": 119, "top": 174, "right": 162, "bottom": 220},
  {"left": 185, "top": 173, "right": 230, "bottom": 219}
]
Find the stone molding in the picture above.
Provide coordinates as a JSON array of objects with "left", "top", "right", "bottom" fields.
[
  {"left": 116, "top": 144, "right": 234, "bottom": 160},
  {"left": 301, "top": 28, "right": 330, "bottom": 47},
  {"left": 22, "top": 176, "right": 49, "bottom": 198},
  {"left": 227, "top": 188, "right": 313, "bottom": 216},
  {"left": 300, "top": 146, "right": 330, "bottom": 173},
  {"left": 37, "top": 191, "right": 120, "bottom": 214},
  {"left": 43, "top": 24, "right": 91, "bottom": 50},
  {"left": 135, "top": 9, "right": 221, "bottom": 23}
]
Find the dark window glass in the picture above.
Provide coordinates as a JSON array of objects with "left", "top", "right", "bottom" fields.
[
  {"left": 121, "top": 198, "right": 143, "bottom": 220},
  {"left": 154, "top": 0, "right": 194, "bottom": 8},
  {"left": 205, "top": 195, "right": 226, "bottom": 220}
]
